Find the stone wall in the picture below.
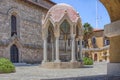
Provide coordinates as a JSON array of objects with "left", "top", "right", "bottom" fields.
[
  {"left": 0, "top": 0, "right": 52, "bottom": 63},
  {"left": 0, "top": 0, "right": 48, "bottom": 43},
  {"left": 21, "top": 48, "right": 43, "bottom": 63},
  {"left": 0, "top": 46, "right": 8, "bottom": 58}
]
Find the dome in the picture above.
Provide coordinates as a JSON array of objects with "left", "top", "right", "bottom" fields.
[{"left": 46, "top": 3, "right": 79, "bottom": 22}]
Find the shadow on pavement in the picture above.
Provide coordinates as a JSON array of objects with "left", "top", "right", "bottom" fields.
[{"left": 41, "top": 75, "right": 120, "bottom": 80}]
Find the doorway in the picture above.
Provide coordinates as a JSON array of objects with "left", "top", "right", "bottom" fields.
[{"left": 10, "top": 44, "right": 19, "bottom": 63}]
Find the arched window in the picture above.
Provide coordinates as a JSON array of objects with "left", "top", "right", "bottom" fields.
[
  {"left": 60, "top": 20, "right": 70, "bottom": 34},
  {"left": 60, "top": 20, "right": 70, "bottom": 42},
  {"left": 11, "top": 15, "right": 17, "bottom": 36},
  {"left": 60, "top": 20, "right": 70, "bottom": 52}
]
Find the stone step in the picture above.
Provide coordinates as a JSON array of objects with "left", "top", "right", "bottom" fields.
[
  {"left": 13, "top": 63, "right": 32, "bottom": 66},
  {"left": 41, "top": 75, "right": 120, "bottom": 80}
]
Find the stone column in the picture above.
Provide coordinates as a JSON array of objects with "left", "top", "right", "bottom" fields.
[
  {"left": 55, "top": 37, "right": 61, "bottom": 62},
  {"left": 104, "top": 20, "right": 120, "bottom": 76},
  {"left": 75, "top": 39, "right": 78, "bottom": 60},
  {"left": 71, "top": 35, "right": 76, "bottom": 62},
  {"left": 79, "top": 38, "right": 83, "bottom": 61},
  {"left": 51, "top": 40, "right": 54, "bottom": 61},
  {"left": 42, "top": 38, "right": 48, "bottom": 63}
]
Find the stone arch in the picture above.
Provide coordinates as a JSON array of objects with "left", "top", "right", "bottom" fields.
[
  {"left": 59, "top": 19, "right": 71, "bottom": 61},
  {"left": 58, "top": 13, "right": 73, "bottom": 28},
  {"left": 42, "top": 19, "right": 55, "bottom": 61},
  {"left": 60, "top": 19, "right": 71, "bottom": 35},
  {"left": 47, "top": 22, "right": 55, "bottom": 61},
  {"left": 6, "top": 37, "right": 23, "bottom": 63},
  {"left": 42, "top": 19, "right": 55, "bottom": 40}
]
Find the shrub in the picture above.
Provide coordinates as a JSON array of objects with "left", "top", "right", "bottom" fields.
[
  {"left": 0, "top": 58, "right": 15, "bottom": 73},
  {"left": 83, "top": 57, "right": 93, "bottom": 65}
]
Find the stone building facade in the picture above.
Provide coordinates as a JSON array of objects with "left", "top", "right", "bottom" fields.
[
  {"left": 83, "top": 29, "right": 110, "bottom": 62},
  {"left": 90, "top": 29, "right": 110, "bottom": 62},
  {"left": 0, "top": 0, "right": 55, "bottom": 63}
]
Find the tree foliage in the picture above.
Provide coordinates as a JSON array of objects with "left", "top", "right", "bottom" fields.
[{"left": 83, "top": 23, "right": 93, "bottom": 48}]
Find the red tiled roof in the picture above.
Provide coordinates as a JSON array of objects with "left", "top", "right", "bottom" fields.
[
  {"left": 47, "top": 3, "right": 79, "bottom": 22},
  {"left": 93, "top": 29, "right": 104, "bottom": 32}
]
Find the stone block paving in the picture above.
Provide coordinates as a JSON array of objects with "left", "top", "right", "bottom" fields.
[{"left": 0, "top": 62, "right": 119, "bottom": 80}]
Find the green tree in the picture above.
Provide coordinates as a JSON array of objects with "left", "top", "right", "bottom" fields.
[{"left": 83, "top": 23, "right": 93, "bottom": 48}]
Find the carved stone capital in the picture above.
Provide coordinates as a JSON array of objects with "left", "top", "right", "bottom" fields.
[{"left": 71, "top": 34, "right": 76, "bottom": 39}]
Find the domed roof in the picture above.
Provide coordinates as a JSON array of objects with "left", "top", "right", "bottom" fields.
[{"left": 46, "top": 3, "right": 79, "bottom": 22}]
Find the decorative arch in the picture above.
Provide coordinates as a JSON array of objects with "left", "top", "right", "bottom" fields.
[
  {"left": 6, "top": 36, "right": 23, "bottom": 63},
  {"left": 60, "top": 20, "right": 70, "bottom": 35},
  {"left": 59, "top": 19, "right": 71, "bottom": 57},
  {"left": 43, "top": 18, "right": 55, "bottom": 29},
  {"left": 42, "top": 19, "right": 54, "bottom": 40},
  {"left": 47, "top": 21, "right": 54, "bottom": 43},
  {"left": 58, "top": 13, "right": 73, "bottom": 27}
]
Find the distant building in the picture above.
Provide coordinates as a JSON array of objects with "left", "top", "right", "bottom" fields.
[{"left": 83, "top": 29, "right": 110, "bottom": 62}]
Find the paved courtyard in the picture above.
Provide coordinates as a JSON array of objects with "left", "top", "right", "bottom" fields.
[{"left": 0, "top": 62, "right": 107, "bottom": 80}]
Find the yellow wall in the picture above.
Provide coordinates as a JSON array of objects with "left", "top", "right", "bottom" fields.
[
  {"left": 96, "top": 37, "right": 103, "bottom": 48},
  {"left": 87, "top": 30, "right": 109, "bottom": 62}
]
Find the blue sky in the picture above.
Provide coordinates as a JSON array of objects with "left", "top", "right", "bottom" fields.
[{"left": 52, "top": 0, "right": 110, "bottom": 29}]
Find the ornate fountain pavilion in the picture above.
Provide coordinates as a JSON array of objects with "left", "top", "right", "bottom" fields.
[{"left": 41, "top": 3, "right": 83, "bottom": 68}]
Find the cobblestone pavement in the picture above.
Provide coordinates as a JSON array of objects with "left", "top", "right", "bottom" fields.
[{"left": 0, "top": 62, "right": 107, "bottom": 80}]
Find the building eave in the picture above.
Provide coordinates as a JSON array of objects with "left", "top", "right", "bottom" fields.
[
  {"left": 23, "top": 0, "right": 56, "bottom": 10},
  {"left": 94, "top": 29, "right": 104, "bottom": 32}
]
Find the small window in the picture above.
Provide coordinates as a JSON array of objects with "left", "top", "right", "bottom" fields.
[
  {"left": 105, "top": 39, "right": 110, "bottom": 45},
  {"left": 11, "top": 15, "right": 17, "bottom": 36},
  {"left": 82, "top": 41, "right": 85, "bottom": 48},
  {"left": 34, "top": 0, "right": 38, "bottom": 2},
  {"left": 92, "top": 37, "right": 96, "bottom": 44}
]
